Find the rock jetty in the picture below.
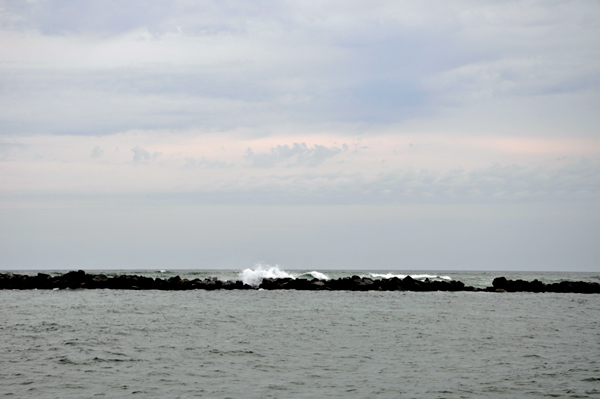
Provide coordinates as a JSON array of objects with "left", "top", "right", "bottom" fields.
[{"left": 0, "top": 271, "right": 598, "bottom": 293}]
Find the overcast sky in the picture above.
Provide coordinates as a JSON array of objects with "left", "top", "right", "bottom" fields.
[{"left": 1, "top": 0, "right": 599, "bottom": 271}]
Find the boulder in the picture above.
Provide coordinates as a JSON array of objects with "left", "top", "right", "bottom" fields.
[
  {"left": 310, "top": 280, "right": 328, "bottom": 290},
  {"left": 492, "top": 277, "right": 508, "bottom": 289}
]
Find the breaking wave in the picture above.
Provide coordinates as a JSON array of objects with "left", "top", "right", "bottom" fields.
[
  {"left": 298, "top": 271, "right": 330, "bottom": 280},
  {"left": 240, "top": 264, "right": 295, "bottom": 287},
  {"left": 369, "top": 273, "right": 451, "bottom": 281},
  {"left": 239, "top": 264, "right": 450, "bottom": 288},
  {"left": 239, "top": 264, "right": 331, "bottom": 288}
]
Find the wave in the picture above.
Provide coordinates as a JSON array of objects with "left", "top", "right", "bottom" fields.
[
  {"left": 240, "top": 264, "right": 295, "bottom": 287},
  {"left": 298, "top": 271, "right": 331, "bottom": 280},
  {"left": 369, "top": 273, "right": 451, "bottom": 281},
  {"left": 239, "top": 264, "right": 331, "bottom": 287},
  {"left": 239, "top": 265, "right": 450, "bottom": 288}
]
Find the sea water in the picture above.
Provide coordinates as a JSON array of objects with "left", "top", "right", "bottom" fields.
[{"left": 1, "top": 268, "right": 599, "bottom": 398}]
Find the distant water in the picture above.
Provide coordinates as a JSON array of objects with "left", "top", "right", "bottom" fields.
[{"left": 2, "top": 267, "right": 600, "bottom": 398}]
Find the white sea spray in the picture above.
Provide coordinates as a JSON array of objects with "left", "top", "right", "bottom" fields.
[
  {"left": 239, "top": 263, "right": 295, "bottom": 287},
  {"left": 369, "top": 273, "right": 451, "bottom": 281},
  {"left": 306, "top": 271, "right": 330, "bottom": 280},
  {"left": 239, "top": 265, "right": 332, "bottom": 287}
]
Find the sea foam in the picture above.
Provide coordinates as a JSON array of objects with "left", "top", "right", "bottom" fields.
[
  {"left": 240, "top": 265, "right": 451, "bottom": 288},
  {"left": 240, "top": 264, "right": 295, "bottom": 287},
  {"left": 239, "top": 264, "right": 331, "bottom": 287},
  {"left": 299, "top": 271, "right": 331, "bottom": 280}
]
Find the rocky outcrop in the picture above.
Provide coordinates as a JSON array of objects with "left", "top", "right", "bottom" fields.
[
  {"left": 257, "top": 275, "right": 473, "bottom": 292},
  {"left": 0, "top": 271, "right": 598, "bottom": 293},
  {"left": 0, "top": 271, "right": 254, "bottom": 291},
  {"left": 492, "top": 277, "right": 600, "bottom": 294}
]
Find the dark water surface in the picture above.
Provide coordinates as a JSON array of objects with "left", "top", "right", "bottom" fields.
[{"left": 2, "top": 289, "right": 599, "bottom": 398}]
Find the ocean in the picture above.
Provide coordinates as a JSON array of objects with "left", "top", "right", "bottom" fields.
[{"left": 1, "top": 268, "right": 599, "bottom": 398}]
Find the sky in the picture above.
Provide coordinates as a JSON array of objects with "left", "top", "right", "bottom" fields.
[{"left": 1, "top": 0, "right": 599, "bottom": 271}]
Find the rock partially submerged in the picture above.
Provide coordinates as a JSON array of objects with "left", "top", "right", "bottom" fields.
[
  {"left": 258, "top": 275, "right": 471, "bottom": 292},
  {"left": 491, "top": 276, "right": 600, "bottom": 294},
  {"left": 0, "top": 271, "right": 598, "bottom": 293},
  {"left": 0, "top": 271, "right": 254, "bottom": 291}
]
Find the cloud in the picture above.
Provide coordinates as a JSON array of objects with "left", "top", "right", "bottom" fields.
[
  {"left": 368, "top": 159, "right": 600, "bottom": 203},
  {"left": 184, "top": 156, "right": 230, "bottom": 169},
  {"left": 0, "top": 140, "right": 26, "bottom": 160},
  {"left": 91, "top": 145, "right": 103, "bottom": 158},
  {"left": 245, "top": 143, "right": 345, "bottom": 168},
  {"left": 0, "top": 1, "right": 598, "bottom": 136},
  {"left": 197, "top": 159, "right": 600, "bottom": 205},
  {"left": 131, "top": 145, "right": 161, "bottom": 163},
  {"left": 3, "top": 129, "right": 598, "bottom": 205},
  {"left": 2, "top": 1, "right": 599, "bottom": 272}
]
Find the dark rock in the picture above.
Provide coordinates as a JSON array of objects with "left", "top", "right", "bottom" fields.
[
  {"left": 93, "top": 274, "right": 108, "bottom": 282},
  {"left": 32, "top": 273, "right": 51, "bottom": 289},
  {"left": 529, "top": 279, "right": 546, "bottom": 293},
  {"left": 353, "top": 278, "right": 374, "bottom": 291},
  {"left": 58, "top": 270, "right": 88, "bottom": 289},
  {"left": 449, "top": 280, "right": 465, "bottom": 291},
  {"left": 329, "top": 277, "right": 353, "bottom": 290},
  {"left": 221, "top": 281, "right": 237, "bottom": 290},
  {"left": 288, "top": 278, "right": 310, "bottom": 290},
  {"left": 379, "top": 277, "right": 402, "bottom": 291},
  {"left": 310, "top": 281, "right": 328, "bottom": 290},
  {"left": 492, "top": 277, "right": 508, "bottom": 289},
  {"left": 202, "top": 279, "right": 218, "bottom": 290},
  {"left": 429, "top": 280, "right": 450, "bottom": 291},
  {"left": 258, "top": 278, "right": 276, "bottom": 290},
  {"left": 400, "top": 276, "right": 422, "bottom": 291},
  {"left": 11, "top": 274, "right": 32, "bottom": 289},
  {"left": 1, "top": 271, "right": 597, "bottom": 293}
]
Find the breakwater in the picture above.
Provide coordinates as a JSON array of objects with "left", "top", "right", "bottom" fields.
[{"left": 1, "top": 271, "right": 599, "bottom": 293}]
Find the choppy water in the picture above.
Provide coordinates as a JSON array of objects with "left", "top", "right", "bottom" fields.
[{"left": 2, "top": 276, "right": 600, "bottom": 398}]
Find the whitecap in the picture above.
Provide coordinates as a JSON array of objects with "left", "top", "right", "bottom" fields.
[
  {"left": 370, "top": 273, "right": 408, "bottom": 280},
  {"left": 411, "top": 274, "right": 452, "bottom": 281},
  {"left": 369, "top": 273, "right": 452, "bottom": 281},
  {"left": 303, "top": 271, "right": 331, "bottom": 280},
  {"left": 239, "top": 263, "right": 295, "bottom": 288}
]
